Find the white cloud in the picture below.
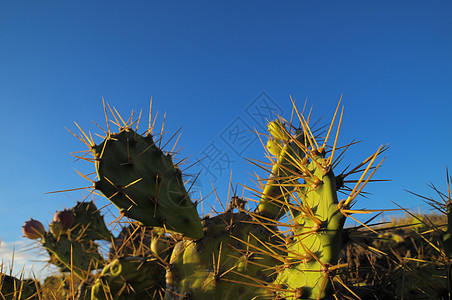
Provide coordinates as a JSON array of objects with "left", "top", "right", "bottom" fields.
[{"left": 0, "top": 240, "right": 59, "bottom": 282}]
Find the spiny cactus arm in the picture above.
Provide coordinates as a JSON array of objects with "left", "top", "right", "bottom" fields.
[
  {"left": 71, "top": 102, "right": 204, "bottom": 239},
  {"left": 257, "top": 119, "right": 305, "bottom": 220},
  {"left": 22, "top": 205, "right": 107, "bottom": 281},
  {"left": 93, "top": 129, "right": 203, "bottom": 239},
  {"left": 275, "top": 151, "right": 346, "bottom": 299},
  {"left": 272, "top": 100, "right": 386, "bottom": 299},
  {"left": 0, "top": 274, "right": 38, "bottom": 300},
  {"left": 71, "top": 201, "right": 113, "bottom": 241},
  {"left": 42, "top": 233, "right": 103, "bottom": 280}
]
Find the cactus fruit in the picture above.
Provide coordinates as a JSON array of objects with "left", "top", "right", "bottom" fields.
[
  {"left": 53, "top": 209, "right": 74, "bottom": 229},
  {"left": 22, "top": 218, "right": 45, "bottom": 240}
]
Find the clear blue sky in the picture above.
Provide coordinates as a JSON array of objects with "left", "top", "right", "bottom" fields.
[{"left": 1, "top": 1, "right": 451, "bottom": 277}]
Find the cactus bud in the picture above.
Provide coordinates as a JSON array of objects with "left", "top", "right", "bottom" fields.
[
  {"left": 50, "top": 210, "right": 74, "bottom": 237},
  {"left": 22, "top": 218, "right": 45, "bottom": 239},
  {"left": 267, "top": 138, "right": 283, "bottom": 157},
  {"left": 53, "top": 210, "right": 74, "bottom": 231},
  {"left": 268, "top": 120, "right": 288, "bottom": 141}
]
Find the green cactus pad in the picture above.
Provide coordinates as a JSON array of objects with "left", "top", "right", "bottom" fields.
[
  {"left": 257, "top": 120, "right": 304, "bottom": 220},
  {"left": 93, "top": 129, "right": 203, "bottom": 239},
  {"left": 71, "top": 201, "right": 112, "bottom": 241},
  {"left": 275, "top": 153, "right": 346, "bottom": 299},
  {"left": 43, "top": 233, "right": 105, "bottom": 279}
]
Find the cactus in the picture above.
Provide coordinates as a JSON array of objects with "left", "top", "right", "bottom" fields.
[
  {"left": 91, "top": 256, "right": 166, "bottom": 299},
  {"left": 70, "top": 201, "right": 112, "bottom": 242},
  {"left": 42, "top": 232, "right": 104, "bottom": 280},
  {"left": 166, "top": 210, "right": 281, "bottom": 299},
  {"left": 88, "top": 120, "right": 203, "bottom": 239},
  {"left": 62, "top": 97, "right": 388, "bottom": 299},
  {"left": 0, "top": 274, "right": 38, "bottom": 300},
  {"left": 256, "top": 119, "right": 304, "bottom": 219},
  {"left": 17, "top": 96, "right": 452, "bottom": 298},
  {"left": 273, "top": 149, "right": 346, "bottom": 299},
  {"left": 92, "top": 225, "right": 171, "bottom": 299},
  {"left": 50, "top": 209, "right": 74, "bottom": 237},
  {"left": 23, "top": 201, "right": 111, "bottom": 281}
]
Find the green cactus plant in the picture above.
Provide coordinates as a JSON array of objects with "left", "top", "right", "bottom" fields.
[
  {"left": 0, "top": 274, "right": 38, "bottom": 300},
  {"left": 87, "top": 118, "right": 203, "bottom": 239},
  {"left": 92, "top": 224, "right": 172, "bottom": 299},
  {"left": 23, "top": 201, "right": 111, "bottom": 281},
  {"left": 66, "top": 98, "right": 388, "bottom": 299}
]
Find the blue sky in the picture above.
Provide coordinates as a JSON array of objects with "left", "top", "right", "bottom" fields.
[{"left": 1, "top": 1, "right": 451, "bottom": 277}]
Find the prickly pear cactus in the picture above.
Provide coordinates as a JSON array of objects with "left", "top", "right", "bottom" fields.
[
  {"left": 70, "top": 201, "right": 112, "bottom": 242},
  {"left": 273, "top": 150, "right": 346, "bottom": 299},
  {"left": 0, "top": 274, "right": 38, "bottom": 300},
  {"left": 85, "top": 116, "right": 203, "bottom": 239},
  {"left": 23, "top": 201, "right": 111, "bottom": 280},
  {"left": 257, "top": 119, "right": 304, "bottom": 219},
  {"left": 68, "top": 98, "right": 387, "bottom": 299}
]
